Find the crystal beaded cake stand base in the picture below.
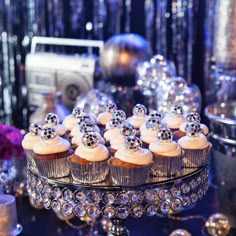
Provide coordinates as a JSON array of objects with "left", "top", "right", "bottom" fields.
[{"left": 27, "top": 165, "right": 208, "bottom": 236}]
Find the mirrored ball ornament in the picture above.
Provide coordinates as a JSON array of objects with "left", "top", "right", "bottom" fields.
[
  {"left": 133, "top": 104, "right": 147, "bottom": 116},
  {"left": 169, "top": 229, "right": 192, "bottom": 236},
  {"left": 77, "top": 114, "right": 93, "bottom": 126},
  {"left": 185, "top": 122, "right": 201, "bottom": 137},
  {"left": 29, "top": 122, "right": 42, "bottom": 136},
  {"left": 205, "top": 213, "right": 231, "bottom": 236},
  {"left": 45, "top": 113, "right": 59, "bottom": 125},
  {"left": 186, "top": 112, "right": 201, "bottom": 123},
  {"left": 149, "top": 110, "right": 164, "bottom": 119},
  {"left": 120, "top": 124, "right": 136, "bottom": 137},
  {"left": 157, "top": 128, "right": 173, "bottom": 143},
  {"left": 172, "top": 105, "right": 184, "bottom": 116},
  {"left": 82, "top": 132, "right": 99, "bottom": 148},
  {"left": 109, "top": 118, "right": 124, "bottom": 129},
  {"left": 41, "top": 127, "right": 57, "bottom": 141},
  {"left": 146, "top": 118, "right": 162, "bottom": 130},
  {"left": 72, "top": 107, "right": 85, "bottom": 118},
  {"left": 112, "top": 110, "right": 126, "bottom": 121},
  {"left": 104, "top": 103, "right": 117, "bottom": 113},
  {"left": 125, "top": 136, "right": 142, "bottom": 151},
  {"left": 79, "top": 122, "right": 95, "bottom": 133}
]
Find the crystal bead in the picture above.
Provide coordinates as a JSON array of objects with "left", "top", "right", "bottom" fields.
[
  {"left": 158, "top": 189, "right": 171, "bottom": 200},
  {"left": 63, "top": 189, "right": 73, "bottom": 202},
  {"left": 103, "top": 206, "right": 116, "bottom": 218},
  {"left": 74, "top": 191, "right": 86, "bottom": 203},
  {"left": 52, "top": 186, "right": 62, "bottom": 199},
  {"left": 74, "top": 204, "right": 86, "bottom": 217},
  {"left": 62, "top": 203, "right": 73, "bottom": 216},
  {"left": 86, "top": 191, "right": 101, "bottom": 204},
  {"left": 191, "top": 193, "right": 198, "bottom": 203},
  {"left": 116, "top": 193, "right": 129, "bottom": 205},
  {"left": 160, "top": 201, "right": 170, "bottom": 214},
  {"left": 129, "top": 191, "right": 144, "bottom": 204},
  {"left": 43, "top": 198, "right": 51, "bottom": 209},
  {"left": 131, "top": 204, "right": 144, "bottom": 218},
  {"left": 87, "top": 205, "right": 100, "bottom": 218},
  {"left": 103, "top": 193, "right": 115, "bottom": 205},
  {"left": 170, "top": 187, "right": 181, "bottom": 198},
  {"left": 190, "top": 180, "right": 197, "bottom": 190},
  {"left": 182, "top": 196, "right": 191, "bottom": 208},
  {"left": 52, "top": 200, "right": 61, "bottom": 213},
  {"left": 171, "top": 198, "right": 182, "bottom": 212},
  {"left": 181, "top": 183, "right": 190, "bottom": 194},
  {"left": 145, "top": 205, "right": 158, "bottom": 216},
  {"left": 116, "top": 206, "right": 129, "bottom": 219},
  {"left": 42, "top": 184, "right": 51, "bottom": 198},
  {"left": 145, "top": 190, "right": 158, "bottom": 203}
]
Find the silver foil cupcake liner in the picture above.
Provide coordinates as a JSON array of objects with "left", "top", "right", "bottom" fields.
[
  {"left": 182, "top": 143, "right": 212, "bottom": 168},
  {"left": 68, "top": 159, "right": 109, "bottom": 184},
  {"left": 151, "top": 152, "right": 184, "bottom": 177},
  {"left": 108, "top": 160, "right": 152, "bottom": 186},
  {"left": 25, "top": 150, "right": 38, "bottom": 174},
  {"left": 34, "top": 156, "right": 69, "bottom": 178}
]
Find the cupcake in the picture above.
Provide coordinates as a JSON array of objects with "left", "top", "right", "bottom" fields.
[
  {"left": 22, "top": 122, "right": 42, "bottom": 172},
  {"left": 109, "top": 136, "right": 153, "bottom": 186},
  {"left": 126, "top": 104, "right": 148, "bottom": 133},
  {"left": 105, "top": 109, "right": 126, "bottom": 129},
  {"left": 149, "top": 127, "right": 183, "bottom": 177},
  {"left": 140, "top": 117, "right": 164, "bottom": 148},
  {"left": 68, "top": 132, "right": 109, "bottom": 183},
  {"left": 33, "top": 127, "right": 71, "bottom": 178},
  {"left": 62, "top": 107, "right": 85, "bottom": 132},
  {"left": 175, "top": 112, "right": 209, "bottom": 139},
  {"left": 104, "top": 118, "right": 124, "bottom": 142},
  {"left": 97, "top": 102, "right": 117, "bottom": 130},
  {"left": 178, "top": 122, "right": 212, "bottom": 168},
  {"left": 45, "top": 113, "right": 67, "bottom": 137},
  {"left": 163, "top": 104, "right": 186, "bottom": 132},
  {"left": 109, "top": 123, "right": 136, "bottom": 154}
]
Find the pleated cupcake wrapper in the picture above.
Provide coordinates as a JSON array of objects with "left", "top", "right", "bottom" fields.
[
  {"left": 151, "top": 152, "right": 184, "bottom": 177},
  {"left": 68, "top": 160, "right": 109, "bottom": 184},
  {"left": 35, "top": 157, "right": 69, "bottom": 178},
  {"left": 108, "top": 160, "right": 152, "bottom": 186},
  {"left": 25, "top": 150, "right": 38, "bottom": 174},
  {"left": 182, "top": 143, "right": 212, "bottom": 168}
]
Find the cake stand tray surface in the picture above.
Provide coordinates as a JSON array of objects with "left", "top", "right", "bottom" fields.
[{"left": 27, "top": 166, "right": 208, "bottom": 235}]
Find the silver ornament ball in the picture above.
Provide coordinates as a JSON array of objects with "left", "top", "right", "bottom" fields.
[
  {"left": 120, "top": 124, "right": 136, "bottom": 137},
  {"left": 45, "top": 113, "right": 59, "bottom": 125},
  {"left": 29, "top": 122, "right": 42, "bottom": 136},
  {"left": 169, "top": 229, "right": 192, "bottom": 236},
  {"left": 125, "top": 136, "right": 142, "bottom": 151},
  {"left": 133, "top": 104, "right": 147, "bottom": 116},
  {"left": 157, "top": 128, "right": 173, "bottom": 143},
  {"left": 41, "top": 127, "right": 57, "bottom": 141},
  {"left": 82, "top": 132, "right": 99, "bottom": 148}
]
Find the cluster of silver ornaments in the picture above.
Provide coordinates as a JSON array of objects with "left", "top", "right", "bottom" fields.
[
  {"left": 29, "top": 122, "right": 42, "bottom": 136},
  {"left": 185, "top": 122, "right": 201, "bottom": 137},
  {"left": 45, "top": 113, "right": 59, "bottom": 126},
  {"left": 125, "top": 136, "right": 142, "bottom": 151},
  {"left": 157, "top": 128, "right": 173, "bottom": 143},
  {"left": 41, "top": 127, "right": 57, "bottom": 141},
  {"left": 132, "top": 104, "right": 147, "bottom": 116},
  {"left": 120, "top": 124, "right": 136, "bottom": 137},
  {"left": 82, "top": 132, "right": 99, "bottom": 148}
]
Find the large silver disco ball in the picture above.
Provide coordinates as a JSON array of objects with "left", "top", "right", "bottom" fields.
[{"left": 100, "top": 33, "right": 152, "bottom": 86}]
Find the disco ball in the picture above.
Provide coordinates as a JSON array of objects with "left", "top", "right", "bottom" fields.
[{"left": 100, "top": 33, "right": 152, "bottom": 86}]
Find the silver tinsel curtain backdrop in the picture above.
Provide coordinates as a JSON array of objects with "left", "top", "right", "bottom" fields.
[{"left": 0, "top": 0, "right": 209, "bottom": 128}]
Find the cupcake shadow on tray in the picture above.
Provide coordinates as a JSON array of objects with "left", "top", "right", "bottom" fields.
[{"left": 22, "top": 103, "right": 211, "bottom": 187}]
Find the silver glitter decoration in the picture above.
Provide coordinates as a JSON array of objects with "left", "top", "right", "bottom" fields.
[
  {"left": 77, "top": 114, "right": 93, "bottom": 125},
  {"left": 82, "top": 132, "right": 99, "bottom": 148},
  {"left": 29, "top": 122, "right": 42, "bottom": 136},
  {"left": 120, "top": 123, "right": 136, "bottom": 136},
  {"left": 172, "top": 104, "right": 184, "bottom": 116},
  {"left": 185, "top": 122, "right": 201, "bottom": 137},
  {"left": 104, "top": 103, "right": 117, "bottom": 113},
  {"left": 79, "top": 122, "right": 95, "bottom": 133},
  {"left": 72, "top": 107, "right": 84, "bottom": 118},
  {"left": 125, "top": 136, "right": 142, "bottom": 151},
  {"left": 132, "top": 104, "right": 147, "bottom": 116},
  {"left": 146, "top": 117, "right": 162, "bottom": 130},
  {"left": 109, "top": 117, "right": 124, "bottom": 129},
  {"left": 149, "top": 110, "right": 164, "bottom": 119},
  {"left": 186, "top": 112, "right": 201, "bottom": 122},
  {"left": 157, "top": 128, "right": 173, "bottom": 143},
  {"left": 45, "top": 113, "right": 59, "bottom": 125},
  {"left": 41, "top": 127, "right": 57, "bottom": 141},
  {"left": 112, "top": 110, "right": 127, "bottom": 121}
]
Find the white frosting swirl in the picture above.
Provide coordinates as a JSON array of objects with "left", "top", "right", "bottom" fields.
[
  {"left": 33, "top": 136, "right": 70, "bottom": 154},
  {"left": 97, "top": 112, "right": 112, "bottom": 125},
  {"left": 127, "top": 115, "right": 147, "bottom": 128},
  {"left": 163, "top": 113, "right": 186, "bottom": 129},
  {"left": 178, "top": 133, "right": 209, "bottom": 149},
  {"left": 62, "top": 115, "right": 77, "bottom": 131},
  {"left": 22, "top": 133, "right": 41, "bottom": 150},
  {"left": 140, "top": 127, "right": 158, "bottom": 144},
  {"left": 110, "top": 134, "right": 126, "bottom": 150},
  {"left": 115, "top": 148, "right": 153, "bottom": 165},
  {"left": 104, "top": 128, "right": 121, "bottom": 142},
  {"left": 149, "top": 141, "right": 182, "bottom": 157},
  {"left": 72, "top": 132, "right": 105, "bottom": 145},
  {"left": 75, "top": 144, "right": 109, "bottom": 161},
  {"left": 179, "top": 122, "right": 209, "bottom": 135}
]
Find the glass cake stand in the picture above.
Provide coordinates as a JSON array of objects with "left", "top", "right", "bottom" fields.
[{"left": 27, "top": 165, "right": 209, "bottom": 236}]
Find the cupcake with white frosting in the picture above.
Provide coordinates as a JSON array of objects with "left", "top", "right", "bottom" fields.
[
  {"left": 22, "top": 122, "right": 42, "bottom": 172},
  {"left": 33, "top": 127, "right": 72, "bottom": 178},
  {"left": 109, "top": 136, "right": 153, "bottom": 186},
  {"left": 126, "top": 104, "right": 148, "bottom": 133},
  {"left": 163, "top": 104, "right": 186, "bottom": 131},
  {"left": 178, "top": 122, "right": 211, "bottom": 167},
  {"left": 68, "top": 132, "right": 109, "bottom": 183},
  {"left": 149, "top": 127, "right": 183, "bottom": 176},
  {"left": 109, "top": 123, "right": 136, "bottom": 154},
  {"left": 140, "top": 117, "right": 164, "bottom": 148},
  {"left": 44, "top": 113, "right": 67, "bottom": 137}
]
